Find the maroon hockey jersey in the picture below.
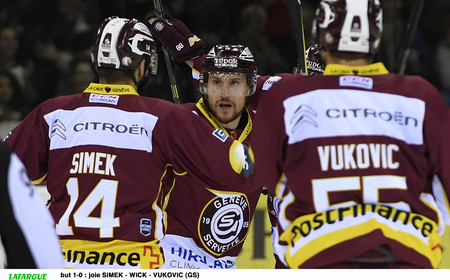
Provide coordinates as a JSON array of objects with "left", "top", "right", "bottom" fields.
[
  {"left": 250, "top": 63, "right": 450, "bottom": 268},
  {"left": 4, "top": 83, "right": 255, "bottom": 269},
  {"left": 158, "top": 98, "right": 263, "bottom": 269}
]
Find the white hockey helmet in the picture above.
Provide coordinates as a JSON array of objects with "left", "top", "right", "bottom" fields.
[
  {"left": 315, "top": 0, "right": 383, "bottom": 54},
  {"left": 91, "top": 16, "right": 158, "bottom": 75}
]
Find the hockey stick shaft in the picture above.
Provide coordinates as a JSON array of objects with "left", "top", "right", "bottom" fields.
[
  {"left": 153, "top": 0, "right": 183, "bottom": 104},
  {"left": 282, "top": 0, "right": 307, "bottom": 74},
  {"left": 395, "top": 0, "right": 425, "bottom": 75}
]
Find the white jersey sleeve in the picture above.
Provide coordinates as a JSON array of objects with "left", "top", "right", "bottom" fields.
[{"left": 0, "top": 143, "right": 63, "bottom": 268}]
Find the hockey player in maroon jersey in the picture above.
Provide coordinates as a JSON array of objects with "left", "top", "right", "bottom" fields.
[
  {"left": 250, "top": 0, "right": 450, "bottom": 268},
  {"left": 147, "top": 14, "right": 330, "bottom": 268},
  {"left": 154, "top": 44, "right": 271, "bottom": 269},
  {"left": 3, "top": 16, "right": 255, "bottom": 269}
]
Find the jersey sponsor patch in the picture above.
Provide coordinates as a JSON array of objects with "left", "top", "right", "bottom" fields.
[
  {"left": 212, "top": 129, "right": 227, "bottom": 142},
  {"left": 140, "top": 218, "right": 152, "bottom": 236},
  {"left": 158, "top": 235, "right": 237, "bottom": 269},
  {"left": 283, "top": 89, "right": 425, "bottom": 145},
  {"left": 199, "top": 191, "right": 250, "bottom": 256},
  {"left": 340, "top": 76, "right": 373, "bottom": 89},
  {"left": 43, "top": 107, "right": 158, "bottom": 152},
  {"left": 89, "top": 93, "right": 120, "bottom": 105},
  {"left": 262, "top": 76, "right": 282, "bottom": 91},
  {"left": 280, "top": 204, "right": 441, "bottom": 268},
  {"left": 60, "top": 239, "right": 162, "bottom": 269}
]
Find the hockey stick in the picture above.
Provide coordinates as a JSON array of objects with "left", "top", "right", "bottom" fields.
[
  {"left": 394, "top": 0, "right": 425, "bottom": 75},
  {"left": 282, "top": 0, "right": 307, "bottom": 74},
  {"left": 153, "top": 0, "right": 183, "bottom": 104}
]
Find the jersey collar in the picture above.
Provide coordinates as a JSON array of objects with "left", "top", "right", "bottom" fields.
[
  {"left": 83, "top": 83, "right": 139, "bottom": 95},
  {"left": 196, "top": 97, "right": 252, "bottom": 142},
  {"left": 323, "top": 62, "right": 389, "bottom": 76}
]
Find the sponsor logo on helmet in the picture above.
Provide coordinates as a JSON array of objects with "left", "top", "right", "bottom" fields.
[
  {"left": 307, "top": 61, "right": 324, "bottom": 74},
  {"left": 199, "top": 193, "right": 250, "bottom": 255},
  {"left": 188, "top": 35, "right": 200, "bottom": 47},
  {"left": 351, "top": 16, "right": 361, "bottom": 33},
  {"left": 102, "top": 34, "right": 112, "bottom": 48},
  {"left": 214, "top": 58, "right": 238, "bottom": 68},
  {"left": 122, "top": 56, "right": 132, "bottom": 66},
  {"left": 140, "top": 218, "right": 152, "bottom": 236},
  {"left": 101, "top": 33, "right": 112, "bottom": 58},
  {"left": 238, "top": 47, "right": 254, "bottom": 61},
  {"left": 135, "top": 22, "right": 150, "bottom": 33}
]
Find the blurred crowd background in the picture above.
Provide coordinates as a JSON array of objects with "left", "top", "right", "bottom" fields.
[{"left": 1, "top": 0, "right": 450, "bottom": 138}]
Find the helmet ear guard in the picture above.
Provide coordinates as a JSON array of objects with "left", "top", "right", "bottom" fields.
[{"left": 148, "top": 51, "right": 158, "bottom": 76}]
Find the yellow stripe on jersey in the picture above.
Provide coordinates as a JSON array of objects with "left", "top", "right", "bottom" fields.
[
  {"left": 60, "top": 239, "right": 163, "bottom": 269},
  {"left": 323, "top": 62, "right": 389, "bottom": 76},
  {"left": 439, "top": 225, "right": 450, "bottom": 268},
  {"left": 196, "top": 97, "right": 252, "bottom": 143},
  {"left": 83, "top": 83, "right": 139, "bottom": 95},
  {"left": 32, "top": 173, "right": 47, "bottom": 184},
  {"left": 280, "top": 204, "right": 442, "bottom": 268}
]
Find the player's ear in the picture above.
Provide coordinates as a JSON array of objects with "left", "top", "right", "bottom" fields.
[
  {"left": 245, "top": 87, "right": 251, "bottom": 96},
  {"left": 136, "top": 59, "right": 147, "bottom": 79},
  {"left": 201, "top": 84, "right": 208, "bottom": 95}
]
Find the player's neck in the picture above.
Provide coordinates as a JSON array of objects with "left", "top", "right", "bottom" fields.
[
  {"left": 321, "top": 50, "right": 372, "bottom": 66},
  {"left": 325, "top": 57, "right": 371, "bottom": 66},
  {"left": 216, "top": 115, "right": 241, "bottom": 130}
]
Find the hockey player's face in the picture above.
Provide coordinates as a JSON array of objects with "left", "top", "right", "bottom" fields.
[{"left": 205, "top": 73, "right": 248, "bottom": 125}]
